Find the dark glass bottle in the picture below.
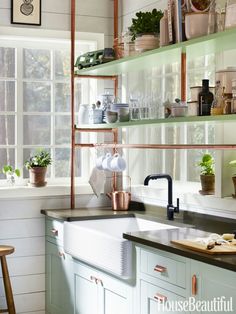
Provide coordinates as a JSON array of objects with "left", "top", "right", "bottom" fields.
[{"left": 198, "top": 79, "right": 214, "bottom": 116}]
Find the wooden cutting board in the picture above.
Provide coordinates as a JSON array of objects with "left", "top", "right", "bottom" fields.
[{"left": 171, "top": 239, "right": 236, "bottom": 255}]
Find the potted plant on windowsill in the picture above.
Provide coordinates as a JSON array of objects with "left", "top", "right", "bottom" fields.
[
  {"left": 198, "top": 153, "right": 215, "bottom": 195},
  {"left": 25, "top": 149, "right": 52, "bottom": 187},
  {"left": 129, "top": 9, "right": 163, "bottom": 52},
  {"left": 229, "top": 160, "right": 236, "bottom": 198},
  {"left": 2, "top": 165, "right": 20, "bottom": 186}
]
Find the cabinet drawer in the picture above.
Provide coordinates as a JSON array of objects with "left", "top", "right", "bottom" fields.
[
  {"left": 140, "top": 280, "right": 187, "bottom": 314},
  {"left": 140, "top": 249, "right": 186, "bottom": 288},
  {"left": 46, "top": 219, "right": 64, "bottom": 244}
]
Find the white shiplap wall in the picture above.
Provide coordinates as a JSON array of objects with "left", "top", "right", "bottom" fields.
[
  {"left": 121, "top": 0, "right": 167, "bottom": 32},
  {"left": 0, "top": 0, "right": 114, "bottom": 46},
  {"left": 0, "top": 194, "right": 109, "bottom": 314}
]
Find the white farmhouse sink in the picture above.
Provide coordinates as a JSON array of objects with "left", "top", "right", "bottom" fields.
[{"left": 64, "top": 217, "right": 177, "bottom": 278}]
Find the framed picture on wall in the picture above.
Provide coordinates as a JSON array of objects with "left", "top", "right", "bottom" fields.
[{"left": 11, "top": 0, "right": 41, "bottom": 26}]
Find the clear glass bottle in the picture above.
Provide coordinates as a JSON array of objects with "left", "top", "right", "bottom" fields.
[
  {"left": 225, "top": 0, "right": 236, "bottom": 29},
  {"left": 198, "top": 79, "right": 214, "bottom": 116}
]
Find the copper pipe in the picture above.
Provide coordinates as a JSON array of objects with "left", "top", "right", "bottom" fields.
[
  {"left": 75, "top": 128, "right": 115, "bottom": 133},
  {"left": 114, "top": 0, "right": 118, "bottom": 41},
  {"left": 112, "top": 128, "right": 119, "bottom": 191},
  {"left": 192, "top": 275, "right": 197, "bottom": 296},
  {"left": 75, "top": 143, "right": 236, "bottom": 150},
  {"left": 75, "top": 74, "right": 118, "bottom": 80},
  {"left": 70, "top": 0, "right": 76, "bottom": 209},
  {"left": 114, "top": 76, "right": 119, "bottom": 97},
  {"left": 181, "top": 52, "right": 187, "bottom": 101}
]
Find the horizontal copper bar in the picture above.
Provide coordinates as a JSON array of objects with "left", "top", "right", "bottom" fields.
[
  {"left": 75, "top": 128, "right": 115, "bottom": 133},
  {"left": 74, "top": 74, "right": 118, "bottom": 80},
  {"left": 74, "top": 143, "right": 236, "bottom": 150}
]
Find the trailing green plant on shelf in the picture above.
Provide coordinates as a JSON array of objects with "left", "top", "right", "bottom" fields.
[
  {"left": 129, "top": 9, "right": 164, "bottom": 41},
  {"left": 1, "top": 165, "right": 20, "bottom": 186},
  {"left": 25, "top": 149, "right": 52, "bottom": 187}
]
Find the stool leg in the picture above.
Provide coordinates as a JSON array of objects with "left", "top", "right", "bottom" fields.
[{"left": 1, "top": 256, "right": 16, "bottom": 314}]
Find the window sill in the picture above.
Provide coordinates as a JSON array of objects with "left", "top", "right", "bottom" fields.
[{"left": 0, "top": 184, "right": 93, "bottom": 200}]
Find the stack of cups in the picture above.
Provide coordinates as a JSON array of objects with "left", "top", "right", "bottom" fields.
[{"left": 96, "top": 153, "right": 126, "bottom": 172}]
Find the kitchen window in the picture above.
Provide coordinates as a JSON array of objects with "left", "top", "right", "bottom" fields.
[{"left": 0, "top": 35, "right": 97, "bottom": 185}]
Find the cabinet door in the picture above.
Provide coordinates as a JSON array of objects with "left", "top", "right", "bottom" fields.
[
  {"left": 46, "top": 241, "right": 73, "bottom": 314},
  {"left": 100, "top": 273, "right": 133, "bottom": 314},
  {"left": 141, "top": 280, "right": 188, "bottom": 314},
  {"left": 191, "top": 261, "right": 236, "bottom": 314},
  {"left": 74, "top": 261, "right": 99, "bottom": 314}
]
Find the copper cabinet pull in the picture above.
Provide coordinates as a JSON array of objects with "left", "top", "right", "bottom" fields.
[
  {"left": 154, "top": 293, "right": 167, "bottom": 302},
  {"left": 51, "top": 228, "right": 58, "bottom": 236},
  {"left": 90, "top": 276, "right": 97, "bottom": 283},
  {"left": 96, "top": 278, "right": 103, "bottom": 286},
  {"left": 58, "top": 251, "right": 65, "bottom": 258},
  {"left": 192, "top": 274, "right": 197, "bottom": 296},
  {"left": 154, "top": 265, "right": 167, "bottom": 273}
]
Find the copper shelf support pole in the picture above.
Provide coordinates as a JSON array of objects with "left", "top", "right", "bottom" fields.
[
  {"left": 75, "top": 74, "right": 118, "bottom": 80},
  {"left": 70, "top": 0, "right": 76, "bottom": 209},
  {"left": 181, "top": 52, "right": 187, "bottom": 101}
]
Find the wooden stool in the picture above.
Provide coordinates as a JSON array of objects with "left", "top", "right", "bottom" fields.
[{"left": 0, "top": 246, "right": 16, "bottom": 314}]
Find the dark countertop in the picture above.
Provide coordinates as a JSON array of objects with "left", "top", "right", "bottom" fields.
[{"left": 41, "top": 204, "right": 236, "bottom": 272}]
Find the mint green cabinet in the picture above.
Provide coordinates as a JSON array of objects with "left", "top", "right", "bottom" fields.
[
  {"left": 190, "top": 260, "right": 236, "bottom": 314},
  {"left": 46, "top": 240, "right": 74, "bottom": 314},
  {"left": 74, "top": 260, "right": 133, "bottom": 314}
]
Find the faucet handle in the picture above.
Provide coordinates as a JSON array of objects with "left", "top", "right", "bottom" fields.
[{"left": 175, "top": 198, "right": 180, "bottom": 213}]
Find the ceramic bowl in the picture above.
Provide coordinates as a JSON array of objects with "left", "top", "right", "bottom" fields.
[
  {"left": 185, "top": 12, "right": 209, "bottom": 40},
  {"left": 106, "top": 111, "right": 118, "bottom": 123}
]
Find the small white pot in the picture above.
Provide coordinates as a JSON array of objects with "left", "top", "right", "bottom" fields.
[
  {"left": 135, "top": 34, "right": 159, "bottom": 52},
  {"left": 185, "top": 12, "right": 209, "bottom": 40}
]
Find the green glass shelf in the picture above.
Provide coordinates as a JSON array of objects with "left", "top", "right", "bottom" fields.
[
  {"left": 75, "top": 28, "right": 236, "bottom": 77},
  {"left": 76, "top": 114, "right": 236, "bottom": 130}
]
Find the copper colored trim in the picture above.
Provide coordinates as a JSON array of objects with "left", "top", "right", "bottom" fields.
[
  {"left": 154, "top": 265, "right": 167, "bottom": 273},
  {"left": 154, "top": 293, "right": 167, "bottom": 302},
  {"left": 192, "top": 274, "right": 197, "bottom": 295},
  {"left": 75, "top": 143, "right": 236, "bottom": 150},
  {"left": 114, "top": 76, "right": 119, "bottom": 97},
  {"left": 75, "top": 128, "right": 115, "bottom": 133},
  {"left": 50, "top": 229, "right": 58, "bottom": 236},
  {"left": 75, "top": 74, "right": 118, "bottom": 80},
  {"left": 70, "top": 0, "right": 76, "bottom": 209},
  {"left": 181, "top": 52, "right": 187, "bottom": 101},
  {"left": 114, "top": 0, "right": 118, "bottom": 41}
]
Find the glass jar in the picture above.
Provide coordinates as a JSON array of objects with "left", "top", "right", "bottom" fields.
[{"left": 225, "top": 0, "right": 236, "bottom": 29}]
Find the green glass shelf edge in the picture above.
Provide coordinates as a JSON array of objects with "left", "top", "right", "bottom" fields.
[
  {"left": 75, "top": 28, "right": 236, "bottom": 76},
  {"left": 76, "top": 114, "right": 236, "bottom": 129}
]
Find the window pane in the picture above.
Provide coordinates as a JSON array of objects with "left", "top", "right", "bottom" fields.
[
  {"left": 23, "top": 82, "right": 51, "bottom": 112},
  {"left": 0, "top": 48, "right": 15, "bottom": 78},
  {"left": 0, "top": 81, "right": 15, "bottom": 111},
  {"left": 0, "top": 148, "right": 15, "bottom": 179},
  {"left": 55, "top": 83, "right": 80, "bottom": 112},
  {"left": 55, "top": 115, "right": 70, "bottom": 145},
  {"left": 23, "top": 148, "right": 51, "bottom": 178},
  {"left": 55, "top": 83, "right": 70, "bottom": 112},
  {"left": 55, "top": 148, "right": 81, "bottom": 177},
  {"left": 23, "top": 115, "right": 51, "bottom": 145},
  {"left": 55, "top": 50, "right": 70, "bottom": 79},
  {"left": 0, "top": 115, "right": 15, "bottom": 145},
  {"left": 23, "top": 49, "right": 51, "bottom": 79}
]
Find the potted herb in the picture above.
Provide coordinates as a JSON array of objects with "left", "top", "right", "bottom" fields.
[
  {"left": 198, "top": 153, "right": 215, "bottom": 195},
  {"left": 25, "top": 149, "right": 52, "bottom": 187},
  {"left": 2, "top": 165, "right": 20, "bottom": 186},
  {"left": 229, "top": 160, "right": 236, "bottom": 197},
  {"left": 129, "top": 9, "right": 163, "bottom": 52}
]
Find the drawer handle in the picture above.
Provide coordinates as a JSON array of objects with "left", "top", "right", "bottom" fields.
[
  {"left": 154, "top": 265, "right": 167, "bottom": 273},
  {"left": 154, "top": 293, "right": 167, "bottom": 303},
  {"left": 58, "top": 251, "right": 65, "bottom": 258},
  {"left": 90, "top": 276, "right": 97, "bottom": 283},
  {"left": 192, "top": 274, "right": 197, "bottom": 296},
  {"left": 51, "top": 228, "right": 58, "bottom": 236}
]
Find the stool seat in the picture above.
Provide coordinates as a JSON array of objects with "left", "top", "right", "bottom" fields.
[
  {"left": 0, "top": 245, "right": 16, "bottom": 314},
  {"left": 0, "top": 246, "right": 14, "bottom": 257}
]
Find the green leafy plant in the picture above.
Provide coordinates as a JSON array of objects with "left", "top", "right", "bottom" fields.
[
  {"left": 198, "top": 153, "right": 215, "bottom": 175},
  {"left": 229, "top": 160, "right": 236, "bottom": 176},
  {"left": 25, "top": 149, "right": 52, "bottom": 170},
  {"left": 129, "top": 9, "right": 164, "bottom": 41},
  {"left": 2, "top": 165, "right": 20, "bottom": 177}
]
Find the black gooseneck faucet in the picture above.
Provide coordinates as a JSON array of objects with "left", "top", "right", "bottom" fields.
[{"left": 144, "top": 174, "right": 179, "bottom": 220}]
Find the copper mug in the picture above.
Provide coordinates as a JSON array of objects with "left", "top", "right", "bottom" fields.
[{"left": 111, "top": 191, "right": 131, "bottom": 211}]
